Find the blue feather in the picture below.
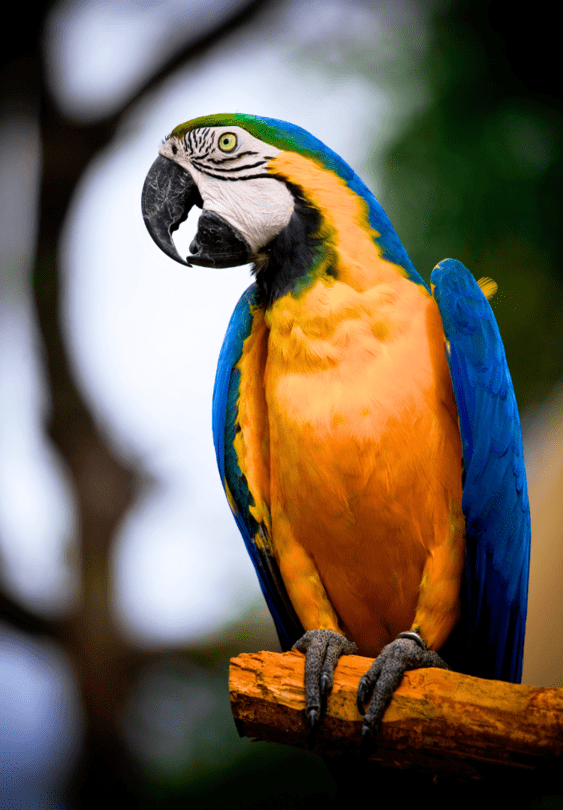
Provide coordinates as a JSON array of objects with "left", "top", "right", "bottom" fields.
[
  {"left": 207, "top": 120, "right": 530, "bottom": 682},
  {"left": 212, "top": 284, "right": 304, "bottom": 650},
  {"left": 432, "top": 259, "right": 530, "bottom": 682}
]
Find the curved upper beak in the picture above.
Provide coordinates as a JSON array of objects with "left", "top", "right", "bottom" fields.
[
  {"left": 141, "top": 154, "right": 252, "bottom": 268},
  {"left": 141, "top": 155, "right": 202, "bottom": 266}
]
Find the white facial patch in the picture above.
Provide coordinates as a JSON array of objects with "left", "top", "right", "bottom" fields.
[
  {"left": 159, "top": 126, "right": 295, "bottom": 254},
  {"left": 188, "top": 170, "right": 295, "bottom": 253}
]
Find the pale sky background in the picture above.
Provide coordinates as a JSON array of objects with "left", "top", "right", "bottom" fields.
[{"left": 1, "top": 0, "right": 402, "bottom": 643}]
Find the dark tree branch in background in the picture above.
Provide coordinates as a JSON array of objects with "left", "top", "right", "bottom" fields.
[
  {"left": 0, "top": 589, "right": 67, "bottom": 639},
  {"left": 1, "top": 1, "right": 275, "bottom": 807}
]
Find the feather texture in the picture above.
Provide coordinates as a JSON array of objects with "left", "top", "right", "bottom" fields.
[
  {"left": 212, "top": 284, "right": 303, "bottom": 649},
  {"left": 431, "top": 259, "right": 530, "bottom": 682},
  {"left": 197, "top": 115, "right": 531, "bottom": 683}
]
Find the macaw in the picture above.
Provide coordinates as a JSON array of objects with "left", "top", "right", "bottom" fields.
[{"left": 141, "top": 114, "right": 530, "bottom": 737}]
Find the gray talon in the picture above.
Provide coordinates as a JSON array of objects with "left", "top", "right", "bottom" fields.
[
  {"left": 292, "top": 629, "right": 357, "bottom": 730},
  {"left": 356, "top": 634, "right": 448, "bottom": 744}
]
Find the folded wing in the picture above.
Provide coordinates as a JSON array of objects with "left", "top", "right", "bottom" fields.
[
  {"left": 432, "top": 259, "right": 530, "bottom": 682},
  {"left": 212, "top": 284, "right": 304, "bottom": 650}
]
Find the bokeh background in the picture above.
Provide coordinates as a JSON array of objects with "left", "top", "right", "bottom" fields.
[{"left": 1, "top": 1, "right": 561, "bottom": 807}]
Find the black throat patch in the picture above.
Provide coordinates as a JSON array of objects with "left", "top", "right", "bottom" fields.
[{"left": 252, "top": 182, "right": 332, "bottom": 306}]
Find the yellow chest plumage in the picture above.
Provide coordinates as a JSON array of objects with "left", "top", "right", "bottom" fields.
[
  {"left": 230, "top": 149, "right": 465, "bottom": 657},
  {"left": 260, "top": 275, "right": 464, "bottom": 656}
]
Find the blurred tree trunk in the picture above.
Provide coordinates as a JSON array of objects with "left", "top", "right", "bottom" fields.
[{"left": 1, "top": 1, "right": 273, "bottom": 806}]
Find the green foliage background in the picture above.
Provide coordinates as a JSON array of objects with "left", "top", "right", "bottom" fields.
[{"left": 376, "top": 0, "right": 561, "bottom": 410}]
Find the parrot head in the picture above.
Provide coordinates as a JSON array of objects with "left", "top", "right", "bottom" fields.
[
  {"left": 141, "top": 113, "right": 422, "bottom": 297},
  {"left": 141, "top": 113, "right": 317, "bottom": 270}
]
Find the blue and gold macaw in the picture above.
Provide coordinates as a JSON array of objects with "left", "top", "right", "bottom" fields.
[{"left": 141, "top": 114, "right": 530, "bottom": 737}]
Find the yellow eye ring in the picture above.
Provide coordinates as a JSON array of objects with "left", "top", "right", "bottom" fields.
[{"left": 218, "top": 132, "right": 238, "bottom": 152}]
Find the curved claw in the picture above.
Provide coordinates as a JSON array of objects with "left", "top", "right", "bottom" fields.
[
  {"left": 292, "top": 629, "right": 357, "bottom": 730},
  {"left": 356, "top": 674, "right": 370, "bottom": 716},
  {"left": 308, "top": 708, "right": 319, "bottom": 731},
  {"left": 357, "top": 635, "right": 448, "bottom": 743},
  {"left": 360, "top": 721, "right": 375, "bottom": 753}
]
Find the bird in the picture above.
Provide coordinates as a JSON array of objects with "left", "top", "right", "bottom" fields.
[{"left": 141, "top": 113, "right": 530, "bottom": 738}]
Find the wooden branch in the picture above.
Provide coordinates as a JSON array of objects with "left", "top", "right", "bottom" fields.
[{"left": 229, "top": 650, "right": 563, "bottom": 781}]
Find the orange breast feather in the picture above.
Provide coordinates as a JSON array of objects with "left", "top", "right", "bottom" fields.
[
  {"left": 232, "top": 150, "right": 465, "bottom": 657},
  {"left": 260, "top": 273, "right": 465, "bottom": 657}
]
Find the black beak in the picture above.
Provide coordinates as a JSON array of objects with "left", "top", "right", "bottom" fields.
[
  {"left": 141, "top": 155, "right": 200, "bottom": 266},
  {"left": 141, "top": 154, "right": 252, "bottom": 268}
]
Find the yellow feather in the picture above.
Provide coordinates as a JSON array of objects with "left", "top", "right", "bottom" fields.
[
  {"left": 477, "top": 276, "right": 498, "bottom": 301},
  {"left": 234, "top": 157, "right": 466, "bottom": 657}
]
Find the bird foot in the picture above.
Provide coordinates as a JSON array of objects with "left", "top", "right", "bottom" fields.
[
  {"left": 292, "top": 629, "right": 357, "bottom": 735},
  {"left": 357, "top": 632, "right": 448, "bottom": 745}
]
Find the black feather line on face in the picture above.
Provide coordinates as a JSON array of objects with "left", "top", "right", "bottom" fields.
[
  {"left": 193, "top": 160, "right": 270, "bottom": 174},
  {"left": 187, "top": 160, "right": 273, "bottom": 180},
  {"left": 253, "top": 182, "right": 329, "bottom": 306},
  {"left": 207, "top": 150, "right": 259, "bottom": 164}
]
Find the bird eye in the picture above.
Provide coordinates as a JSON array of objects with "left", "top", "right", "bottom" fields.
[{"left": 218, "top": 132, "right": 238, "bottom": 152}]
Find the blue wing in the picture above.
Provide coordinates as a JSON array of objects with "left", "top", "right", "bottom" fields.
[
  {"left": 212, "top": 283, "right": 304, "bottom": 650},
  {"left": 432, "top": 259, "right": 530, "bottom": 683}
]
